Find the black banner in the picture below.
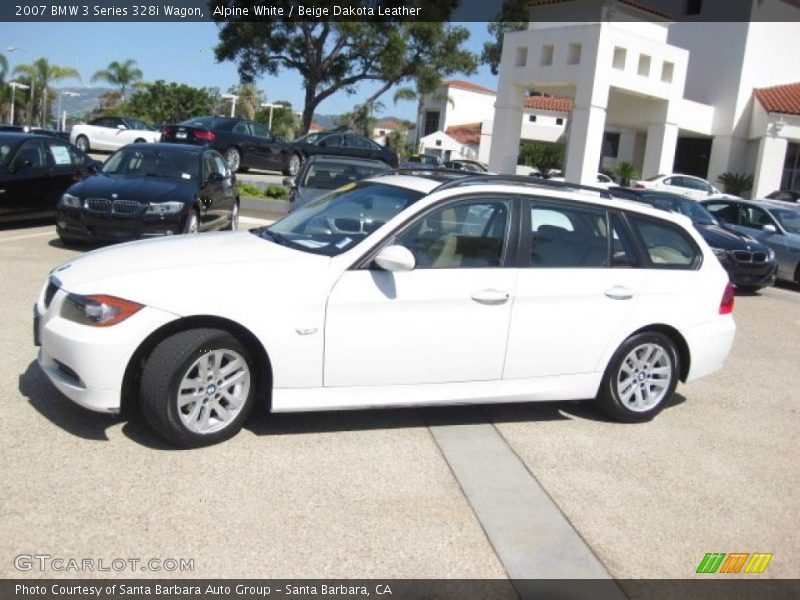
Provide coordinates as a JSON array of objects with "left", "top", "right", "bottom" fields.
[
  {"left": 3, "top": 579, "right": 800, "bottom": 600},
  {"left": 0, "top": 0, "right": 796, "bottom": 23}
]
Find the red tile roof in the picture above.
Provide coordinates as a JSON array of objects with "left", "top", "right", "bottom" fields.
[
  {"left": 754, "top": 82, "right": 800, "bottom": 116},
  {"left": 529, "top": 0, "right": 671, "bottom": 20},
  {"left": 445, "top": 122, "right": 483, "bottom": 145},
  {"left": 442, "top": 80, "right": 496, "bottom": 95},
  {"left": 309, "top": 122, "right": 324, "bottom": 131},
  {"left": 375, "top": 119, "right": 401, "bottom": 129},
  {"left": 524, "top": 95, "right": 574, "bottom": 113}
]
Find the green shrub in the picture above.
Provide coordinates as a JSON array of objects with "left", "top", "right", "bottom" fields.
[{"left": 717, "top": 172, "right": 753, "bottom": 196}]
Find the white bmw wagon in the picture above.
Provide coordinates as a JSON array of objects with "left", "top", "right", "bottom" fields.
[{"left": 34, "top": 173, "right": 736, "bottom": 447}]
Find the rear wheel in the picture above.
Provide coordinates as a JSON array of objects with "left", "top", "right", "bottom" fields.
[
  {"left": 283, "top": 153, "right": 301, "bottom": 176},
  {"left": 140, "top": 328, "right": 256, "bottom": 448},
  {"left": 224, "top": 147, "right": 241, "bottom": 172},
  {"left": 134, "top": 137, "right": 146, "bottom": 144},
  {"left": 75, "top": 135, "right": 89, "bottom": 152},
  {"left": 597, "top": 332, "right": 679, "bottom": 422}
]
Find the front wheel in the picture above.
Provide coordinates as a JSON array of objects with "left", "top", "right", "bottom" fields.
[
  {"left": 283, "top": 153, "right": 301, "bottom": 176},
  {"left": 75, "top": 135, "right": 90, "bottom": 152},
  {"left": 140, "top": 328, "right": 256, "bottom": 448},
  {"left": 596, "top": 332, "right": 679, "bottom": 422},
  {"left": 183, "top": 209, "right": 199, "bottom": 234}
]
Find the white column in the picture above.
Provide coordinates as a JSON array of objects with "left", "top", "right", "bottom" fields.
[
  {"left": 488, "top": 85, "right": 525, "bottom": 174},
  {"left": 642, "top": 123, "right": 678, "bottom": 179},
  {"left": 752, "top": 135, "right": 787, "bottom": 199},
  {"left": 564, "top": 105, "right": 607, "bottom": 185}
]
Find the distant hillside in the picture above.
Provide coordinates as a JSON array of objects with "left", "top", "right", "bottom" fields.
[{"left": 53, "top": 87, "right": 116, "bottom": 120}]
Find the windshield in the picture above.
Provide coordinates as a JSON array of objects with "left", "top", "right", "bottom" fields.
[
  {"left": 644, "top": 195, "right": 718, "bottom": 224},
  {"left": 254, "top": 181, "right": 424, "bottom": 256},
  {"left": 102, "top": 147, "right": 199, "bottom": 179},
  {"left": 770, "top": 207, "right": 800, "bottom": 234},
  {"left": 301, "top": 161, "right": 389, "bottom": 190}
]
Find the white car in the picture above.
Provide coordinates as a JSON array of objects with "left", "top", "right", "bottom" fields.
[
  {"left": 545, "top": 173, "right": 615, "bottom": 189},
  {"left": 34, "top": 174, "right": 736, "bottom": 447},
  {"left": 70, "top": 116, "right": 160, "bottom": 153},
  {"left": 633, "top": 173, "right": 721, "bottom": 201}
]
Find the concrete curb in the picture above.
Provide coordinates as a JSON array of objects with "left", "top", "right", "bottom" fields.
[{"left": 241, "top": 196, "right": 289, "bottom": 216}]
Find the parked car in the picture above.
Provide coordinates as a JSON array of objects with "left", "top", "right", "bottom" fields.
[
  {"left": 633, "top": 173, "right": 722, "bottom": 200},
  {"left": 610, "top": 188, "right": 777, "bottom": 291},
  {"left": 0, "top": 124, "right": 69, "bottom": 139},
  {"left": 292, "top": 129, "right": 399, "bottom": 167},
  {"left": 701, "top": 197, "right": 800, "bottom": 285},
  {"left": 34, "top": 173, "right": 736, "bottom": 447},
  {"left": 284, "top": 154, "right": 390, "bottom": 212},
  {"left": 0, "top": 132, "right": 100, "bottom": 223},
  {"left": 55, "top": 143, "right": 238, "bottom": 244},
  {"left": 406, "top": 154, "right": 440, "bottom": 167},
  {"left": 543, "top": 173, "right": 615, "bottom": 188},
  {"left": 442, "top": 159, "right": 490, "bottom": 172},
  {"left": 160, "top": 116, "right": 301, "bottom": 176},
  {"left": 70, "top": 117, "right": 160, "bottom": 153},
  {"left": 765, "top": 190, "right": 800, "bottom": 203}
]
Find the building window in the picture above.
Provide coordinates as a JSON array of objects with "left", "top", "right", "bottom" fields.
[
  {"left": 603, "top": 132, "right": 621, "bottom": 159},
  {"left": 556, "top": 118, "right": 564, "bottom": 126},
  {"left": 638, "top": 54, "right": 651, "bottom": 77},
  {"left": 529, "top": 115, "right": 537, "bottom": 123},
  {"left": 661, "top": 61, "right": 674, "bottom": 83},
  {"left": 424, "top": 111, "right": 440, "bottom": 136},
  {"left": 568, "top": 43, "right": 582, "bottom": 65},
  {"left": 379, "top": 130, "right": 385, "bottom": 136},
  {"left": 435, "top": 139, "right": 442, "bottom": 147},
  {"left": 781, "top": 143, "right": 800, "bottom": 192},
  {"left": 541, "top": 44, "right": 554, "bottom": 66},
  {"left": 685, "top": 0, "right": 703, "bottom": 15},
  {"left": 613, "top": 47, "right": 627, "bottom": 70},
  {"left": 515, "top": 46, "right": 528, "bottom": 67}
]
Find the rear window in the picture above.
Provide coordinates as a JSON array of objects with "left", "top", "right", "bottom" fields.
[
  {"left": 180, "top": 117, "right": 227, "bottom": 130},
  {"left": 630, "top": 216, "right": 699, "bottom": 268}
]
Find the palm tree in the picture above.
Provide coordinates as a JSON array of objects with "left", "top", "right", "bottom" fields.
[
  {"left": 91, "top": 59, "right": 143, "bottom": 101},
  {"left": 13, "top": 58, "right": 80, "bottom": 126},
  {"left": 229, "top": 83, "right": 263, "bottom": 120},
  {"left": 0, "top": 53, "right": 8, "bottom": 83}
]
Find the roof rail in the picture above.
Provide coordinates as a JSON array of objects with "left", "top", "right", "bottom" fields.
[
  {"left": 381, "top": 167, "right": 473, "bottom": 179},
  {"left": 432, "top": 174, "right": 613, "bottom": 199}
]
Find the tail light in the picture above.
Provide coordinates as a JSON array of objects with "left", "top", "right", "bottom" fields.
[
  {"left": 194, "top": 130, "right": 216, "bottom": 142},
  {"left": 161, "top": 127, "right": 173, "bottom": 137},
  {"left": 719, "top": 282, "right": 735, "bottom": 315},
  {"left": 633, "top": 183, "right": 645, "bottom": 189}
]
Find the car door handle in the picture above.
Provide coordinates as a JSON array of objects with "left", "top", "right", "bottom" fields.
[
  {"left": 605, "top": 286, "right": 634, "bottom": 300},
  {"left": 471, "top": 289, "right": 510, "bottom": 305}
]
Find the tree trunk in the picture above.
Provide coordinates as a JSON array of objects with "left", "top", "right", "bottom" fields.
[{"left": 300, "top": 84, "right": 318, "bottom": 135}]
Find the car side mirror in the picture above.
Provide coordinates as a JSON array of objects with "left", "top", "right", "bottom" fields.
[
  {"left": 282, "top": 177, "right": 296, "bottom": 188},
  {"left": 763, "top": 224, "right": 777, "bottom": 234},
  {"left": 374, "top": 245, "right": 416, "bottom": 272}
]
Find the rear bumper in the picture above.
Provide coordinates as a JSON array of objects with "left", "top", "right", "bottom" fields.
[{"left": 683, "top": 315, "right": 736, "bottom": 382}]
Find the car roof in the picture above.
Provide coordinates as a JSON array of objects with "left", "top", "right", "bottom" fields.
[
  {"left": 702, "top": 196, "right": 800, "bottom": 211},
  {"left": 363, "top": 173, "right": 694, "bottom": 227},
  {"left": 0, "top": 131, "right": 53, "bottom": 141},
  {"left": 304, "top": 154, "right": 387, "bottom": 167},
  {"left": 127, "top": 142, "right": 204, "bottom": 154}
]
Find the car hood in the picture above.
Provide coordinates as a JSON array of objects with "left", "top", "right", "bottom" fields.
[
  {"left": 68, "top": 174, "right": 195, "bottom": 203},
  {"left": 696, "top": 223, "right": 766, "bottom": 251},
  {"left": 51, "top": 231, "right": 330, "bottom": 313}
]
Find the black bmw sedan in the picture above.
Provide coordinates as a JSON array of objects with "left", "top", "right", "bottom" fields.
[
  {"left": 0, "top": 132, "right": 99, "bottom": 223},
  {"left": 291, "top": 129, "right": 399, "bottom": 167},
  {"left": 160, "top": 116, "right": 301, "bottom": 176},
  {"left": 56, "top": 143, "right": 239, "bottom": 244},
  {"left": 610, "top": 188, "right": 778, "bottom": 291}
]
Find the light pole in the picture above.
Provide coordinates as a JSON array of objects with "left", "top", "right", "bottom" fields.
[
  {"left": 260, "top": 102, "right": 284, "bottom": 130},
  {"left": 57, "top": 91, "right": 80, "bottom": 131},
  {"left": 8, "top": 82, "right": 30, "bottom": 125},
  {"left": 221, "top": 94, "right": 238, "bottom": 118}
]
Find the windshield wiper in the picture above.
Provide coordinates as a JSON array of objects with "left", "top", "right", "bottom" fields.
[{"left": 258, "top": 228, "right": 289, "bottom": 246}]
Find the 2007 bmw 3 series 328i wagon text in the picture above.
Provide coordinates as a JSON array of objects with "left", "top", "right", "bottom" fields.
[{"left": 33, "top": 173, "right": 736, "bottom": 447}]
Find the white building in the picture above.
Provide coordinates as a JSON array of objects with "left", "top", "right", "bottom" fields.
[
  {"left": 371, "top": 119, "right": 403, "bottom": 146},
  {"left": 488, "top": 0, "right": 800, "bottom": 197}
]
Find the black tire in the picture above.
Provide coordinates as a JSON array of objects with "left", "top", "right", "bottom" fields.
[
  {"left": 736, "top": 285, "right": 762, "bottom": 294},
  {"left": 226, "top": 200, "right": 239, "bottom": 231},
  {"left": 140, "top": 328, "right": 256, "bottom": 448},
  {"left": 283, "top": 153, "right": 301, "bottom": 176},
  {"left": 57, "top": 234, "right": 86, "bottom": 247},
  {"left": 183, "top": 209, "right": 199, "bottom": 234},
  {"left": 596, "top": 331, "right": 679, "bottom": 423},
  {"left": 75, "top": 135, "right": 90, "bottom": 153},
  {"left": 134, "top": 138, "right": 146, "bottom": 144}
]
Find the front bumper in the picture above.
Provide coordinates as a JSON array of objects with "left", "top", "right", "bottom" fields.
[
  {"left": 34, "top": 285, "right": 179, "bottom": 413},
  {"left": 718, "top": 255, "right": 778, "bottom": 288},
  {"left": 56, "top": 207, "right": 187, "bottom": 242}
]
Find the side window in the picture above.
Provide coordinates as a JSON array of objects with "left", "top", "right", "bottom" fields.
[
  {"left": 13, "top": 140, "right": 45, "bottom": 168},
  {"left": 630, "top": 216, "right": 699, "bottom": 268},
  {"left": 395, "top": 199, "right": 510, "bottom": 269},
  {"left": 251, "top": 123, "right": 271, "bottom": 139},
  {"left": 663, "top": 177, "right": 674, "bottom": 186},
  {"left": 322, "top": 134, "right": 343, "bottom": 147},
  {"left": 529, "top": 202, "right": 609, "bottom": 268},
  {"left": 212, "top": 154, "right": 229, "bottom": 177},
  {"left": 704, "top": 202, "right": 739, "bottom": 224},
  {"left": 47, "top": 143, "right": 74, "bottom": 167},
  {"left": 233, "top": 121, "right": 252, "bottom": 136},
  {"left": 740, "top": 206, "right": 775, "bottom": 230},
  {"left": 346, "top": 135, "right": 371, "bottom": 149},
  {"left": 202, "top": 154, "right": 216, "bottom": 180}
]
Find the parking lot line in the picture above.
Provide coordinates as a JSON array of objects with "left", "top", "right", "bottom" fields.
[
  {"left": 0, "top": 231, "right": 54, "bottom": 243},
  {"left": 429, "top": 421, "right": 625, "bottom": 594}
]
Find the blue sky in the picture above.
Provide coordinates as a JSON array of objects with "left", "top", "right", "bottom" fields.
[{"left": 0, "top": 22, "right": 498, "bottom": 121}]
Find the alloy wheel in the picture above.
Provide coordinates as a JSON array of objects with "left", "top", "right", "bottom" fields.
[{"left": 615, "top": 343, "right": 673, "bottom": 412}]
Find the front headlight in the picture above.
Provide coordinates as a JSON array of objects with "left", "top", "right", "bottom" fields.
[
  {"left": 767, "top": 247, "right": 776, "bottom": 261},
  {"left": 60, "top": 193, "right": 82, "bottom": 209},
  {"left": 145, "top": 201, "right": 185, "bottom": 215},
  {"left": 62, "top": 294, "right": 143, "bottom": 327},
  {"left": 711, "top": 247, "right": 728, "bottom": 261}
]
